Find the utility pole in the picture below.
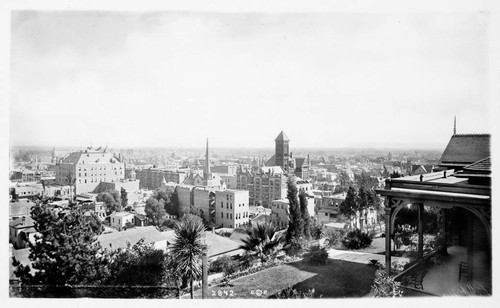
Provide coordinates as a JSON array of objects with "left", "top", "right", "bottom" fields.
[{"left": 201, "top": 236, "right": 208, "bottom": 298}]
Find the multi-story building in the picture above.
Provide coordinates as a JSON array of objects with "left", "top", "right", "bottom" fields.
[
  {"left": 236, "top": 166, "right": 287, "bottom": 207},
  {"left": 211, "top": 165, "right": 238, "bottom": 176},
  {"left": 135, "top": 167, "right": 189, "bottom": 190},
  {"left": 54, "top": 148, "right": 125, "bottom": 195},
  {"left": 270, "top": 199, "right": 289, "bottom": 230},
  {"left": 215, "top": 189, "right": 250, "bottom": 229}
]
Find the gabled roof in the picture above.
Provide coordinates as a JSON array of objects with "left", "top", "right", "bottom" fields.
[
  {"left": 275, "top": 131, "right": 290, "bottom": 142},
  {"left": 439, "top": 134, "right": 490, "bottom": 167}
]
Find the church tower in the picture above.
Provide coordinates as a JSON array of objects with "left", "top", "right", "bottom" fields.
[{"left": 275, "top": 131, "right": 290, "bottom": 172}]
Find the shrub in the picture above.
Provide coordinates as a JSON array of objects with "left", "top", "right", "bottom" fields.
[
  {"left": 302, "top": 245, "right": 328, "bottom": 265},
  {"left": 393, "top": 224, "right": 416, "bottom": 249},
  {"left": 325, "top": 229, "right": 346, "bottom": 247},
  {"left": 369, "top": 259, "right": 380, "bottom": 266},
  {"left": 309, "top": 219, "right": 326, "bottom": 240},
  {"left": 275, "top": 286, "right": 316, "bottom": 298},
  {"left": 285, "top": 238, "right": 305, "bottom": 257},
  {"left": 161, "top": 218, "right": 177, "bottom": 229},
  {"left": 371, "top": 270, "right": 403, "bottom": 298},
  {"left": 341, "top": 228, "right": 373, "bottom": 250},
  {"left": 209, "top": 255, "right": 238, "bottom": 276}
]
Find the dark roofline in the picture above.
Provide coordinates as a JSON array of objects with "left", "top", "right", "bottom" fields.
[{"left": 452, "top": 133, "right": 490, "bottom": 137}]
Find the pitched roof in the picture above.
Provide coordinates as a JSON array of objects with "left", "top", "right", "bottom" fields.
[
  {"left": 275, "top": 131, "right": 290, "bottom": 142},
  {"left": 463, "top": 157, "right": 491, "bottom": 172},
  {"left": 61, "top": 150, "right": 122, "bottom": 165},
  {"left": 439, "top": 134, "right": 490, "bottom": 167},
  {"left": 265, "top": 154, "right": 276, "bottom": 167},
  {"left": 454, "top": 157, "right": 491, "bottom": 179},
  {"left": 204, "top": 232, "right": 242, "bottom": 257},
  {"left": 97, "top": 226, "right": 168, "bottom": 251}
]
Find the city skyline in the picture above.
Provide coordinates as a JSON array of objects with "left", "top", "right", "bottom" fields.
[{"left": 10, "top": 11, "right": 491, "bottom": 149}]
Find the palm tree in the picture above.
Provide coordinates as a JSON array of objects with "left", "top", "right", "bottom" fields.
[
  {"left": 171, "top": 215, "right": 205, "bottom": 299},
  {"left": 240, "top": 222, "right": 284, "bottom": 263}
]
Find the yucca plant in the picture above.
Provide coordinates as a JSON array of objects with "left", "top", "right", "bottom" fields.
[
  {"left": 171, "top": 215, "right": 205, "bottom": 299},
  {"left": 240, "top": 222, "right": 284, "bottom": 263}
]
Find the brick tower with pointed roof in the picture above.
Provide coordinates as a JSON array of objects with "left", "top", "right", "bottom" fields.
[{"left": 275, "top": 131, "right": 290, "bottom": 173}]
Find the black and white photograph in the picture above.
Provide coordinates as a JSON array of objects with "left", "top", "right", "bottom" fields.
[{"left": 2, "top": 0, "right": 498, "bottom": 304}]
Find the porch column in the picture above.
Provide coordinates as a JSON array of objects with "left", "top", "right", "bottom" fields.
[
  {"left": 385, "top": 207, "right": 392, "bottom": 276},
  {"left": 467, "top": 214, "right": 474, "bottom": 283},
  {"left": 418, "top": 203, "right": 424, "bottom": 260},
  {"left": 442, "top": 209, "right": 448, "bottom": 254}
]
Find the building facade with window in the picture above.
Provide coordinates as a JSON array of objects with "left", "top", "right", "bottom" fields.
[
  {"left": 236, "top": 166, "right": 287, "bottom": 207},
  {"left": 215, "top": 189, "right": 250, "bottom": 229},
  {"left": 135, "top": 168, "right": 189, "bottom": 190},
  {"left": 54, "top": 148, "right": 125, "bottom": 195}
]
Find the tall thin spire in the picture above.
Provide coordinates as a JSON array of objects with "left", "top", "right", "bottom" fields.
[
  {"left": 205, "top": 138, "right": 210, "bottom": 180},
  {"left": 453, "top": 116, "right": 457, "bottom": 135}
]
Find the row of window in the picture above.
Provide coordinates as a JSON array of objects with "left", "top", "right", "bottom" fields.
[
  {"left": 79, "top": 178, "right": 117, "bottom": 184},
  {"left": 220, "top": 211, "right": 249, "bottom": 220},
  {"left": 79, "top": 171, "right": 122, "bottom": 177}
]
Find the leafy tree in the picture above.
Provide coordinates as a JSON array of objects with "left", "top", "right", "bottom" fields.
[
  {"left": 145, "top": 198, "right": 166, "bottom": 226},
  {"left": 309, "top": 218, "right": 326, "bottom": 240},
  {"left": 96, "top": 190, "right": 121, "bottom": 215},
  {"left": 167, "top": 189, "right": 181, "bottom": 217},
  {"left": 240, "top": 222, "right": 284, "bottom": 263},
  {"left": 152, "top": 186, "right": 171, "bottom": 203},
  {"left": 357, "top": 187, "right": 372, "bottom": 229},
  {"left": 337, "top": 170, "right": 353, "bottom": 192},
  {"left": 182, "top": 207, "right": 211, "bottom": 228},
  {"left": 354, "top": 170, "right": 379, "bottom": 190},
  {"left": 285, "top": 176, "right": 303, "bottom": 243},
  {"left": 120, "top": 187, "right": 128, "bottom": 210},
  {"left": 12, "top": 204, "right": 110, "bottom": 297},
  {"left": 149, "top": 187, "right": 181, "bottom": 217},
  {"left": 299, "top": 192, "right": 311, "bottom": 239},
  {"left": 171, "top": 215, "right": 205, "bottom": 299},
  {"left": 339, "top": 186, "right": 358, "bottom": 229},
  {"left": 106, "top": 239, "right": 166, "bottom": 288}
]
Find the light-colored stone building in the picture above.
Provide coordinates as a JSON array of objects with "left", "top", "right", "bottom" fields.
[
  {"left": 236, "top": 166, "right": 287, "bottom": 207},
  {"left": 54, "top": 147, "right": 125, "bottom": 195},
  {"left": 215, "top": 189, "right": 250, "bottom": 229}
]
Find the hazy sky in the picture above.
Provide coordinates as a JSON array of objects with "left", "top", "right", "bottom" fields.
[{"left": 10, "top": 11, "right": 490, "bottom": 149}]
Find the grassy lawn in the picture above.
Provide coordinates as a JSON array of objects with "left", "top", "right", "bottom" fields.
[{"left": 192, "top": 259, "right": 377, "bottom": 299}]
